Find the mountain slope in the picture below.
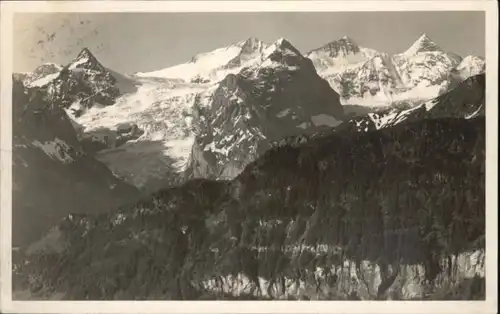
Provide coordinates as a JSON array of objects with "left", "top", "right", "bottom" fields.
[
  {"left": 12, "top": 76, "right": 141, "bottom": 248},
  {"left": 67, "top": 39, "right": 345, "bottom": 190},
  {"left": 18, "top": 116, "right": 485, "bottom": 300},
  {"left": 391, "top": 34, "right": 461, "bottom": 91},
  {"left": 338, "top": 73, "right": 485, "bottom": 133},
  {"left": 186, "top": 38, "right": 345, "bottom": 180},
  {"left": 16, "top": 36, "right": 485, "bottom": 192}
]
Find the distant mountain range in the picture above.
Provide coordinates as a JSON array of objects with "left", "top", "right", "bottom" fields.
[
  {"left": 12, "top": 33, "right": 486, "bottom": 300},
  {"left": 14, "top": 34, "right": 485, "bottom": 191},
  {"left": 12, "top": 77, "right": 141, "bottom": 248}
]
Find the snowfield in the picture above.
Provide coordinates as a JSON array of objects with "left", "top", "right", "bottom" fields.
[
  {"left": 200, "top": 248, "right": 485, "bottom": 300},
  {"left": 31, "top": 138, "right": 75, "bottom": 164},
  {"left": 71, "top": 76, "right": 209, "bottom": 189}
]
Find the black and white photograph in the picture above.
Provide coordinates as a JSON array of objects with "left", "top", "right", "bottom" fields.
[{"left": 0, "top": 1, "right": 498, "bottom": 313}]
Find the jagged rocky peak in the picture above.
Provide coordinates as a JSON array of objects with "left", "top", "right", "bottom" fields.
[
  {"left": 69, "top": 47, "right": 106, "bottom": 72},
  {"left": 272, "top": 37, "right": 303, "bottom": 55},
  {"left": 238, "top": 36, "right": 267, "bottom": 54},
  {"left": 457, "top": 55, "right": 486, "bottom": 75},
  {"left": 22, "top": 63, "right": 64, "bottom": 88},
  {"left": 403, "top": 33, "right": 442, "bottom": 55},
  {"left": 259, "top": 37, "right": 305, "bottom": 66},
  {"left": 312, "top": 35, "right": 362, "bottom": 58}
]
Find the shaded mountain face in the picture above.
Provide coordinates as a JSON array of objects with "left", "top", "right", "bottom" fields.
[
  {"left": 17, "top": 115, "right": 485, "bottom": 300},
  {"left": 338, "top": 73, "right": 485, "bottom": 133},
  {"left": 11, "top": 77, "right": 141, "bottom": 248},
  {"left": 307, "top": 34, "right": 484, "bottom": 108},
  {"left": 186, "top": 39, "right": 344, "bottom": 180}
]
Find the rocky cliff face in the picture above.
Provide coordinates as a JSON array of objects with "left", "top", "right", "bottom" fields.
[
  {"left": 12, "top": 77, "right": 141, "bottom": 248},
  {"left": 16, "top": 115, "right": 485, "bottom": 300},
  {"left": 187, "top": 39, "right": 344, "bottom": 180}
]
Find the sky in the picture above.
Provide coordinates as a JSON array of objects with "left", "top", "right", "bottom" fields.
[{"left": 13, "top": 11, "right": 485, "bottom": 74}]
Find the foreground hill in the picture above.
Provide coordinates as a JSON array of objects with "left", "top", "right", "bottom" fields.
[{"left": 16, "top": 116, "right": 485, "bottom": 300}]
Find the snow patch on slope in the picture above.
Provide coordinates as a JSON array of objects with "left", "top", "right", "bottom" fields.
[
  {"left": 27, "top": 72, "right": 60, "bottom": 88},
  {"left": 465, "top": 105, "right": 483, "bottom": 119},
  {"left": 32, "top": 138, "right": 75, "bottom": 164},
  {"left": 69, "top": 57, "right": 90, "bottom": 70},
  {"left": 310, "top": 114, "right": 342, "bottom": 127}
]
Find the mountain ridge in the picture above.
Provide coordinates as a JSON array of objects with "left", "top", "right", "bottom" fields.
[
  {"left": 185, "top": 38, "right": 344, "bottom": 180},
  {"left": 14, "top": 37, "right": 486, "bottom": 190},
  {"left": 307, "top": 34, "right": 484, "bottom": 108}
]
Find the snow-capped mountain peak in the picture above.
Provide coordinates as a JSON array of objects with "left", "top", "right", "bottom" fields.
[
  {"left": 237, "top": 37, "right": 266, "bottom": 53},
  {"left": 402, "top": 33, "right": 442, "bottom": 56},
  {"left": 275, "top": 37, "right": 302, "bottom": 54},
  {"left": 135, "top": 37, "right": 307, "bottom": 83},
  {"left": 69, "top": 47, "right": 106, "bottom": 72},
  {"left": 23, "top": 63, "right": 64, "bottom": 88},
  {"left": 456, "top": 55, "right": 486, "bottom": 77},
  {"left": 261, "top": 38, "right": 303, "bottom": 61},
  {"left": 187, "top": 36, "right": 344, "bottom": 180},
  {"left": 225, "top": 37, "right": 269, "bottom": 68},
  {"left": 309, "top": 36, "right": 361, "bottom": 58}
]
